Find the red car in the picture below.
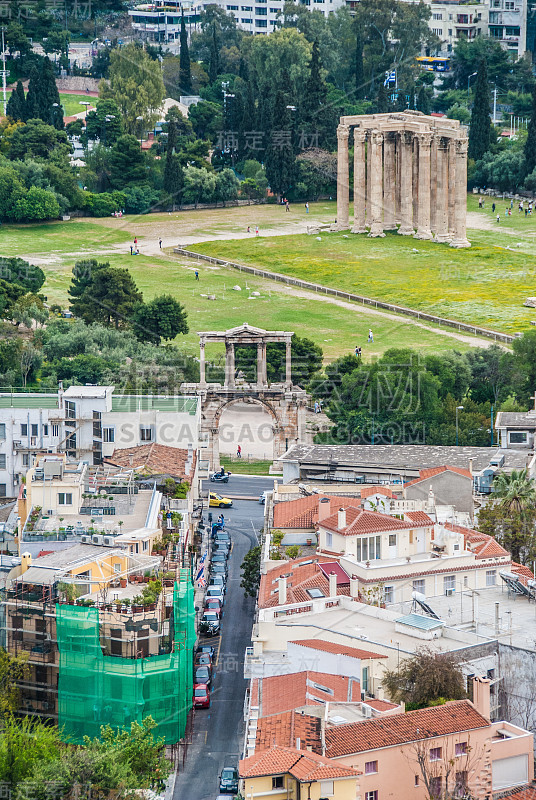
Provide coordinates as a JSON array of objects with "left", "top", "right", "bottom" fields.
[
  {"left": 205, "top": 599, "right": 222, "bottom": 613},
  {"left": 193, "top": 683, "right": 210, "bottom": 708}
]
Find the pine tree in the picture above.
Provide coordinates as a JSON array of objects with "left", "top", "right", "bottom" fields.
[
  {"left": 524, "top": 83, "right": 536, "bottom": 177},
  {"left": 355, "top": 31, "right": 364, "bottom": 100},
  {"left": 209, "top": 24, "right": 219, "bottom": 85},
  {"left": 163, "top": 117, "right": 184, "bottom": 210},
  {"left": 179, "top": 15, "right": 192, "bottom": 95},
  {"left": 6, "top": 79, "right": 26, "bottom": 121},
  {"left": 468, "top": 59, "right": 491, "bottom": 161}
]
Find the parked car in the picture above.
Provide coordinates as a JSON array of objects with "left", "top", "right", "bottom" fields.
[
  {"left": 193, "top": 683, "right": 210, "bottom": 709},
  {"left": 209, "top": 492, "right": 233, "bottom": 508},
  {"left": 202, "top": 611, "right": 221, "bottom": 634},
  {"left": 219, "top": 767, "right": 239, "bottom": 794},
  {"left": 206, "top": 585, "right": 225, "bottom": 600},
  {"left": 195, "top": 652, "right": 213, "bottom": 668},
  {"left": 259, "top": 491, "right": 269, "bottom": 505},
  {"left": 196, "top": 645, "right": 215, "bottom": 658},
  {"left": 211, "top": 562, "right": 227, "bottom": 577},
  {"left": 195, "top": 665, "right": 211, "bottom": 685},
  {"left": 209, "top": 575, "right": 226, "bottom": 588},
  {"left": 205, "top": 598, "right": 222, "bottom": 612},
  {"left": 211, "top": 552, "right": 227, "bottom": 565},
  {"left": 214, "top": 542, "right": 230, "bottom": 556},
  {"left": 215, "top": 531, "right": 231, "bottom": 543}
]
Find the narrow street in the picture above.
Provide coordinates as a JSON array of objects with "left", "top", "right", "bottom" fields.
[{"left": 172, "top": 494, "right": 265, "bottom": 800}]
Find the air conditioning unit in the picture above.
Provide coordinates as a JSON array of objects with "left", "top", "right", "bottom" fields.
[
  {"left": 81, "top": 535, "right": 92, "bottom": 544},
  {"left": 92, "top": 535, "right": 104, "bottom": 545},
  {"left": 102, "top": 536, "right": 115, "bottom": 547},
  {"left": 445, "top": 588, "right": 454, "bottom": 597}
]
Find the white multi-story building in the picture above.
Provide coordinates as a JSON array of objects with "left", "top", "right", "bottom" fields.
[
  {"left": 0, "top": 385, "right": 201, "bottom": 498},
  {"left": 427, "top": 0, "right": 487, "bottom": 53},
  {"left": 487, "top": 0, "right": 527, "bottom": 56}
]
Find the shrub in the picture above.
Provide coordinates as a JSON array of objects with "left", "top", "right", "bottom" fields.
[{"left": 86, "top": 191, "right": 126, "bottom": 217}]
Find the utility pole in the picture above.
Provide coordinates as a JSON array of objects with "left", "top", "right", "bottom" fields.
[
  {"left": 0, "top": 27, "right": 8, "bottom": 118},
  {"left": 493, "top": 86, "right": 498, "bottom": 124}
]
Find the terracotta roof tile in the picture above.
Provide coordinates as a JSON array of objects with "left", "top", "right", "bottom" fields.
[
  {"left": 255, "top": 710, "right": 323, "bottom": 754},
  {"left": 405, "top": 511, "right": 434, "bottom": 526},
  {"left": 512, "top": 562, "right": 535, "bottom": 582},
  {"left": 260, "top": 671, "right": 358, "bottom": 717},
  {"left": 364, "top": 699, "right": 400, "bottom": 711},
  {"left": 240, "top": 745, "right": 360, "bottom": 781},
  {"left": 290, "top": 639, "right": 387, "bottom": 661},
  {"left": 318, "top": 506, "right": 422, "bottom": 536},
  {"left": 361, "top": 486, "right": 396, "bottom": 499},
  {"left": 324, "top": 700, "right": 489, "bottom": 758},
  {"left": 259, "top": 556, "right": 351, "bottom": 609},
  {"left": 444, "top": 522, "right": 510, "bottom": 559},
  {"left": 405, "top": 465, "right": 472, "bottom": 487},
  {"left": 104, "top": 443, "right": 195, "bottom": 481},
  {"left": 496, "top": 787, "right": 536, "bottom": 800},
  {"left": 273, "top": 495, "right": 361, "bottom": 530}
]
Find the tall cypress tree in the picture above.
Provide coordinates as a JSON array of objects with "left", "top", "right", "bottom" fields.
[
  {"left": 375, "top": 81, "right": 389, "bottom": 113},
  {"left": 265, "top": 89, "right": 295, "bottom": 199},
  {"left": 163, "top": 117, "right": 184, "bottom": 209},
  {"left": 302, "top": 41, "right": 324, "bottom": 122},
  {"left": 25, "top": 58, "right": 63, "bottom": 129},
  {"left": 355, "top": 31, "right": 364, "bottom": 100},
  {"left": 6, "top": 79, "right": 26, "bottom": 121},
  {"left": 209, "top": 24, "right": 219, "bottom": 85},
  {"left": 524, "top": 83, "right": 536, "bottom": 177},
  {"left": 179, "top": 15, "right": 192, "bottom": 95},
  {"left": 417, "top": 85, "right": 431, "bottom": 115},
  {"left": 468, "top": 59, "right": 491, "bottom": 161}
]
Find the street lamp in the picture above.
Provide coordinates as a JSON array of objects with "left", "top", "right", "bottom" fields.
[
  {"left": 102, "top": 114, "right": 115, "bottom": 147},
  {"left": 79, "top": 100, "right": 91, "bottom": 119},
  {"left": 52, "top": 102, "right": 63, "bottom": 127},
  {"left": 467, "top": 71, "right": 478, "bottom": 99},
  {"left": 456, "top": 405, "right": 464, "bottom": 446},
  {"left": 136, "top": 115, "right": 144, "bottom": 149}
]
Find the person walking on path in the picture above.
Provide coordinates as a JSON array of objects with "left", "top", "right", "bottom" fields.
[
  {"left": 255, "top": 225, "right": 259, "bottom": 236},
  {"left": 237, "top": 445, "right": 242, "bottom": 458},
  {"left": 305, "top": 202, "right": 309, "bottom": 214},
  {"left": 134, "top": 237, "right": 137, "bottom": 247},
  {"left": 159, "top": 238, "right": 162, "bottom": 249},
  {"left": 130, "top": 245, "right": 133, "bottom": 255},
  {"left": 492, "top": 202, "right": 496, "bottom": 213},
  {"left": 368, "top": 329, "right": 374, "bottom": 343},
  {"left": 478, "top": 197, "right": 482, "bottom": 208},
  {"left": 195, "top": 270, "right": 199, "bottom": 280}
]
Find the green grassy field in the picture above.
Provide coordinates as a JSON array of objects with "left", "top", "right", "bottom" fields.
[
  {"left": 4, "top": 90, "right": 95, "bottom": 117},
  {"left": 220, "top": 456, "right": 274, "bottom": 476}
]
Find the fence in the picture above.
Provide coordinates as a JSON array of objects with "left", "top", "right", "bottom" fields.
[{"left": 174, "top": 248, "right": 514, "bottom": 346}]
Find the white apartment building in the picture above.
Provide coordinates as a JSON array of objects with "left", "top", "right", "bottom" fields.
[
  {"left": 427, "top": 0, "right": 487, "bottom": 53},
  {"left": 0, "top": 385, "right": 201, "bottom": 497},
  {"left": 487, "top": 0, "right": 527, "bottom": 56}
]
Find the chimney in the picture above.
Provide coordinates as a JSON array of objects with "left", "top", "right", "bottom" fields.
[
  {"left": 329, "top": 571, "right": 337, "bottom": 597},
  {"left": 337, "top": 507, "right": 346, "bottom": 529},
  {"left": 469, "top": 458, "right": 473, "bottom": 477},
  {"left": 20, "top": 552, "right": 32, "bottom": 574},
  {"left": 472, "top": 676, "right": 491, "bottom": 721},
  {"left": 278, "top": 576, "right": 287, "bottom": 605},
  {"left": 318, "top": 497, "right": 331, "bottom": 521},
  {"left": 350, "top": 574, "right": 359, "bottom": 598}
]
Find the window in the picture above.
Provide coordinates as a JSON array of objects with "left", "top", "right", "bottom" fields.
[
  {"left": 388, "top": 534, "right": 396, "bottom": 547},
  {"left": 365, "top": 761, "right": 378, "bottom": 775},
  {"left": 270, "top": 6, "right": 279, "bottom": 10},
  {"left": 65, "top": 400, "right": 76, "bottom": 420},
  {"left": 272, "top": 776, "right": 284, "bottom": 789},
  {"left": 140, "top": 427, "right": 152, "bottom": 442},
  {"left": 384, "top": 586, "right": 394, "bottom": 604},
  {"left": 356, "top": 535, "right": 381, "bottom": 561},
  {"left": 113, "top": 563, "right": 121, "bottom": 573},
  {"left": 0, "top": 423, "right": 5, "bottom": 440},
  {"left": 103, "top": 427, "right": 115, "bottom": 443},
  {"left": 31, "top": 424, "right": 38, "bottom": 437},
  {"left": 430, "top": 777, "right": 442, "bottom": 796},
  {"left": 509, "top": 431, "right": 527, "bottom": 444},
  {"left": 409, "top": 530, "right": 414, "bottom": 544},
  {"left": 505, "top": 25, "right": 520, "bottom": 35},
  {"left": 0, "top": 483, "right": 6, "bottom": 498},
  {"left": 326, "top": 532, "right": 333, "bottom": 548},
  {"left": 444, "top": 574, "right": 455, "bottom": 593},
  {"left": 52, "top": 424, "right": 59, "bottom": 437},
  {"left": 365, "top": 792, "right": 378, "bottom": 800},
  {"left": 58, "top": 492, "right": 73, "bottom": 505},
  {"left": 43, "top": 424, "right": 48, "bottom": 436},
  {"left": 455, "top": 771, "right": 467, "bottom": 795},
  {"left": 455, "top": 742, "right": 467, "bottom": 757},
  {"left": 22, "top": 454, "right": 29, "bottom": 467},
  {"left": 414, "top": 775, "right": 419, "bottom": 787},
  {"left": 430, "top": 747, "right": 442, "bottom": 761},
  {"left": 413, "top": 578, "right": 425, "bottom": 594},
  {"left": 486, "top": 570, "right": 497, "bottom": 586},
  {"left": 241, "top": 16, "right": 251, "bottom": 21},
  {"left": 256, "top": 7, "right": 267, "bottom": 13},
  {"left": 256, "top": 18, "right": 267, "bottom": 25},
  {"left": 306, "top": 588, "right": 325, "bottom": 599},
  {"left": 433, "top": 12, "right": 443, "bottom": 19},
  {"left": 362, "top": 666, "right": 369, "bottom": 693},
  {"left": 320, "top": 781, "right": 334, "bottom": 796},
  {"left": 433, "top": 28, "right": 442, "bottom": 35},
  {"left": 21, "top": 424, "right": 28, "bottom": 436},
  {"left": 0, "top": 455, "right": 5, "bottom": 469}
]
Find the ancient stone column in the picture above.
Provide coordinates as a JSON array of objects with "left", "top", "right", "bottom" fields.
[
  {"left": 285, "top": 339, "right": 292, "bottom": 387},
  {"left": 257, "top": 342, "right": 266, "bottom": 389},
  {"left": 225, "top": 342, "right": 235, "bottom": 389},
  {"left": 199, "top": 340, "right": 206, "bottom": 387},
  {"left": 368, "top": 130, "right": 385, "bottom": 238},
  {"left": 352, "top": 128, "right": 367, "bottom": 234},
  {"left": 395, "top": 138, "right": 402, "bottom": 225},
  {"left": 412, "top": 136, "right": 419, "bottom": 228},
  {"left": 435, "top": 137, "right": 451, "bottom": 243},
  {"left": 430, "top": 134, "right": 438, "bottom": 234},
  {"left": 415, "top": 131, "right": 433, "bottom": 240},
  {"left": 450, "top": 137, "right": 471, "bottom": 248},
  {"left": 398, "top": 131, "right": 414, "bottom": 235},
  {"left": 383, "top": 132, "right": 396, "bottom": 231},
  {"left": 336, "top": 123, "right": 350, "bottom": 230},
  {"left": 447, "top": 137, "right": 456, "bottom": 238}
]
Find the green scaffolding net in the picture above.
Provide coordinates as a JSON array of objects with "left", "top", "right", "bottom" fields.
[{"left": 56, "top": 570, "right": 195, "bottom": 744}]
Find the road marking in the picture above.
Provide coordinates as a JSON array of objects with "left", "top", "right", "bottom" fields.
[{"left": 215, "top": 632, "right": 222, "bottom": 666}]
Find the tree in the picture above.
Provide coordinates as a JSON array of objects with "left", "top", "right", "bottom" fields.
[
  {"left": 354, "top": 29, "right": 365, "bottom": 99},
  {"left": 468, "top": 59, "right": 491, "bottom": 161},
  {"left": 8, "top": 119, "right": 71, "bottom": 162},
  {"left": 84, "top": 99, "right": 123, "bottom": 145},
  {"left": 179, "top": 15, "right": 192, "bottom": 94},
  {"left": 208, "top": 23, "right": 220, "bottom": 84},
  {"left": 382, "top": 647, "right": 466, "bottom": 709},
  {"left": 68, "top": 259, "right": 109, "bottom": 316},
  {"left": 0, "top": 648, "right": 28, "bottom": 718},
  {"left": 108, "top": 134, "right": 147, "bottom": 189},
  {"left": 163, "top": 115, "right": 185, "bottom": 209},
  {"left": 265, "top": 89, "right": 295, "bottom": 199},
  {"left": 182, "top": 165, "right": 217, "bottom": 206},
  {"left": 417, "top": 84, "right": 431, "bottom": 115},
  {"left": 214, "top": 168, "right": 240, "bottom": 205},
  {"left": 99, "top": 44, "right": 165, "bottom": 134},
  {"left": 524, "top": 83, "right": 536, "bottom": 177},
  {"left": 240, "top": 545, "right": 261, "bottom": 598},
  {"left": 478, "top": 469, "right": 536, "bottom": 564},
  {"left": 411, "top": 733, "right": 482, "bottom": 800},
  {"left": 0, "top": 257, "right": 45, "bottom": 293},
  {"left": 75, "top": 267, "right": 143, "bottom": 329},
  {"left": 132, "top": 295, "right": 189, "bottom": 345},
  {"left": 6, "top": 80, "right": 26, "bottom": 122},
  {"left": 25, "top": 57, "right": 64, "bottom": 129},
  {"left": 0, "top": 716, "right": 61, "bottom": 791}
]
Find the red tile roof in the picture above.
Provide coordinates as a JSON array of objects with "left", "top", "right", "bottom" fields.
[
  {"left": 318, "top": 506, "right": 423, "bottom": 536},
  {"left": 255, "top": 710, "right": 322, "bottom": 754},
  {"left": 512, "top": 562, "right": 534, "bottom": 582},
  {"left": 318, "top": 561, "right": 350, "bottom": 585},
  {"left": 104, "top": 443, "right": 195, "bottom": 481},
  {"left": 405, "top": 466, "right": 472, "bottom": 487},
  {"left": 444, "top": 522, "right": 510, "bottom": 560},
  {"left": 240, "top": 745, "right": 360, "bottom": 781},
  {"left": 324, "top": 700, "right": 489, "bottom": 758},
  {"left": 290, "top": 639, "right": 387, "bottom": 661},
  {"left": 405, "top": 511, "right": 434, "bottom": 526},
  {"left": 259, "top": 556, "right": 351, "bottom": 609},
  {"left": 273, "top": 495, "right": 361, "bottom": 530},
  {"left": 361, "top": 486, "right": 397, "bottom": 499},
  {"left": 259, "top": 671, "right": 359, "bottom": 717},
  {"left": 497, "top": 787, "right": 536, "bottom": 800},
  {"left": 364, "top": 699, "right": 400, "bottom": 711}
]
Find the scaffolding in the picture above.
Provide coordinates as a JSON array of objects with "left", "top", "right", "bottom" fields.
[{"left": 56, "top": 570, "right": 195, "bottom": 744}]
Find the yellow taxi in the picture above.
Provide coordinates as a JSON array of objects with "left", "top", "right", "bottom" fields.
[{"left": 209, "top": 492, "right": 233, "bottom": 508}]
